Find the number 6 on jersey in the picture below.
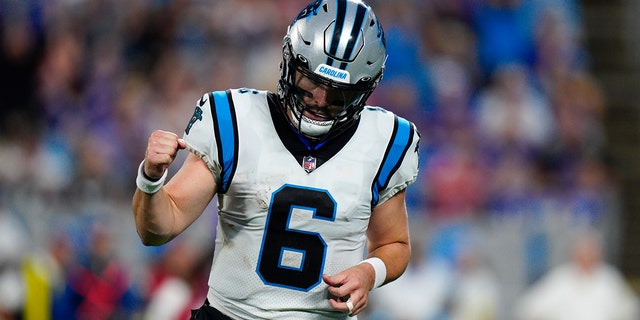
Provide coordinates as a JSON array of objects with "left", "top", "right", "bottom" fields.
[{"left": 256, "top": 185, "right": 337, "bottom": 291}]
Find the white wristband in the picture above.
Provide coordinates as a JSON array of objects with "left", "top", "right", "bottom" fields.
[
  {"left": 136, "top": 161, "right": 167, "bottom": 194},
  {"left": 359, "top": 257, "right": 386, "bottom": 289}
]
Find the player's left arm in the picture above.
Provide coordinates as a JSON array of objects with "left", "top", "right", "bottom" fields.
[
  {"left": 324, "top": 189, "right": 410, "bottom": 316},
  {"left": 364, "top": 188, "right": 411, "bottom": 284},
  {"left": 326, "top": 116, "right": 419, "bottom": 315}
]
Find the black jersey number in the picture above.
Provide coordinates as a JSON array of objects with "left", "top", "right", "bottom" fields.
[{"left": 257, "top": 185, "right": 336, "bottom": 291}]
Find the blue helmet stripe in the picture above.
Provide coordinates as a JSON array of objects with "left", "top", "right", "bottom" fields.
[
  {"left": 326, "top": 0, "right": 347, "bottom": 66},
  {"left": 340, "top": 3, "right": 367, "bottom": 69}
]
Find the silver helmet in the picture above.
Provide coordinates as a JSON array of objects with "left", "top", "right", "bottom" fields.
[{"left": 278, "top": 0, "right": 387, "bottom": 140}]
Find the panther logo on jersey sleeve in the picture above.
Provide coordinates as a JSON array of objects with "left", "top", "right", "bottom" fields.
[
  {"left": 185, "top": 96, "right": 206, "bottom": 134},
  {"left": 182, "top": 93, "right": 224, "bottom": 184}
]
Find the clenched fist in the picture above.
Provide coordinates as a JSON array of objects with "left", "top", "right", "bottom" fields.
[{"left": 143, "top": 130, "right": 187, "bottom": 179}]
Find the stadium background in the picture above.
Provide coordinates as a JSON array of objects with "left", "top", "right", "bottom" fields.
[{"left": 0, "top": 0, "right": 639, "bottom": 319}]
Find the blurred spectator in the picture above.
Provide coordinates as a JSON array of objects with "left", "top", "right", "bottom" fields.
[
  {"left": 547, "top": 71, "right": 607, "bottom": 164},
  {"left": 447, "top": 231, "right": 501, "bottom": 320},
  {"left": 474, "top": 63, "right": 555, "bottom": 155},
  {"left": 561, "top": 155, "right": 614, "bottom": 226},
  {"left": 514, "top": 228, "right": 639, "bottom": 320},
  {"left": 0, "top": 208, "right": 31, "bottom": 319},
  {"left": 422, "top": 128, "right": 487, "bottom": 220},
  {"left": 21, "top": 233, "right": 74, "bottom": 320},
  {"left": 485, "top": 150, "right": 541, "bottom": 217},
  {"left": 144, "top": 239, "right": 209, "bottom": 320},
  {"left": 60, "top": 224, "right": 141, "bottom": 320},
  {"left": 0, "top": 0, "right": 45, "bottom": 135},
  {"left": 533, "top": 4, "right": 587, "bottom": 97},
  {"left": 470, "top": 0, "right": 541, "bottom": 80}
]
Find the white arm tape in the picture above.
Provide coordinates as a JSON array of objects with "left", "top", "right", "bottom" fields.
[
  {"left": 359, "top": 257, "right": 387, "bottom": 289},
  {"left": 136, "top": 161, "right": 167, "bottom": 194}
]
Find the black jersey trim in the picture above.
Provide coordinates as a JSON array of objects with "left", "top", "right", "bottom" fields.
[{"left": 267, "top": 93, "right": 357, "bottom": 171}]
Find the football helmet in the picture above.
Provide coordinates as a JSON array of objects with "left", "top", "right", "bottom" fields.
[{"left": 278, "top": 0, "right": 387, "bottom": 140}]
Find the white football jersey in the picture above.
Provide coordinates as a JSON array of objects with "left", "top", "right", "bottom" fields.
[{"left": 182, "top": 88, "right": 419, "bottom": 319}]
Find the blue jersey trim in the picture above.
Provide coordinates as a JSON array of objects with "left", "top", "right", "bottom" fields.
[
  {"left": 371, "top": 116, "right": 414, "bottom": 207},
  {"left": 210, "top": 90, "right": 239, "bottom": 193}
]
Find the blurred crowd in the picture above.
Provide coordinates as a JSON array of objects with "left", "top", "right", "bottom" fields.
[{"left": 0, "top": 0, "right": 637, "bottom": 319}]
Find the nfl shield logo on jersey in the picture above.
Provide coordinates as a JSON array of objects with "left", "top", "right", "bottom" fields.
[{"left": 303, "top": 155, "right": 317, "bottom": 173}]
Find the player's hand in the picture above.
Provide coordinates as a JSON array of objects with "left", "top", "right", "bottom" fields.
[
  {"left": 144, "top": 130, "right": 187, "bottom": 179},
  {"left": 323, "top": 262, "right": 376, "bottom": 316}
]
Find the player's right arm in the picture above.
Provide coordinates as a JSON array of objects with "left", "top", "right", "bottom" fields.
[{"left": 132, "top": 130, "right": 217, "bottom": 246}]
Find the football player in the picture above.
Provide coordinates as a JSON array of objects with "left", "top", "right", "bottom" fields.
[{"left": 132, "top": 0, "right": 420, "bottom": 319}]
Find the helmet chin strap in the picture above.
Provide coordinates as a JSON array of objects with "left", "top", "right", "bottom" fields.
[
  {"left": 299, "top": 115, "right": 333, "bottom": 137},
  {"left": 290, "top": 107, "right": 334, "bottom": 137}
]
